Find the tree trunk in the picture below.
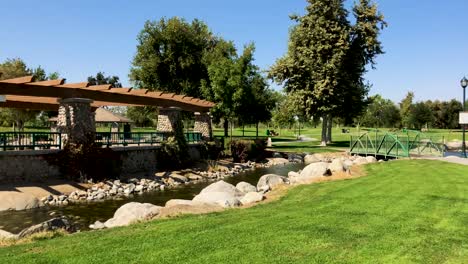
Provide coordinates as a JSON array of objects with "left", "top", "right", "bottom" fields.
[
  {"left": 223, "top": 119, "right": 229, "bottom": 137},
  {"left": 320, "top": 115, "right": 327, "bottom": 146},
  {"left": 327, "top": 114, "right": 332, "bottom": 144},
  {"left": 256, "top": 123, "right": 259, "bottom": 138}
]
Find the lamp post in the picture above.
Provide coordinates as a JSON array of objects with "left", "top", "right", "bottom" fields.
[{"left": 461, "top": 77, "right": 468, "bottom": 158}]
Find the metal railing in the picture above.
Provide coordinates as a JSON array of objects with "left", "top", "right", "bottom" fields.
[
  {"left": 95, "top": 131, "right": 203, "bottom": 147},
  {"left": 0, "top": 132, "right": 62, "bottom": 151},
  {"left": 349, "top": 129, "right": 445, "bottom": 158}
]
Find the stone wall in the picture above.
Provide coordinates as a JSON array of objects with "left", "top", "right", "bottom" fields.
[
  {"left": 0, "top": 150, "right": 61, "bottom": 183},
  {"left": 0, "top": 145, "right": 203, "bottom": 183},
  {"left": 57, "top": 98, "right": 96, "bottom": 146},
  {"left": 157, "top": 107, "right": 182, "bottom": 133},
  {"left": 194, "top": 112, "right": 212, "bottom": 140}
]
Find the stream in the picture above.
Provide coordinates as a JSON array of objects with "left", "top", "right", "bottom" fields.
[{"left": 0, "top": 163, "right": 304, "bottom": 233}]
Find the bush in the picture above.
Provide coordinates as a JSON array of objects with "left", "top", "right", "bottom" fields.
[
  {"left": 200, "top": 140, "right": 224, "bottom": 160},
  {"left": 230, "top": 139, "right": 267, "bottom": 163},
  {"left": 155, "top": 137, "right": 189, "bottom": 170},
  {"left": 49, "top": 143, "right": 122, "bottom": 182}
]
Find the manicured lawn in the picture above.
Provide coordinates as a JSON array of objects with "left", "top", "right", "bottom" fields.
[{"left": 1, "top": 160, "right": 468, "bottom": 263}]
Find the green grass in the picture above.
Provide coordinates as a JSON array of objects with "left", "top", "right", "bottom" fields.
[{"left": 1, "top": 160, "right": 468, "bottom": 263}]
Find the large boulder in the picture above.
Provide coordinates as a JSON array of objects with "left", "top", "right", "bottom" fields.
[
  {"left": 18, "top": 217, "right": 75, "bottom": 238},
  {"left": 236, "top": 182, "right": 257, "bottom": 193},
  {"left": 0, "top": 192, "right": 42, "bottom": 211},
  {"left": 240, "top": 192, "right": 264, "bottom": 205},
  {"left": 365, "top": 156, "right": 377, "bottom": 163},
  {"left": 192, "top": 192, "right": 241, "bottom": 208},
  {"left": 200, "top": 181, "right": 244, "bottom": 197},
  {"left": 267, "top": 158, "right": 290, "bottom": 166},
  {"left": 104, "top": 202, "right": 161, "bottom": 228},
  {"left": 329, "top": 159, "right": 345, "bottom": 173},
  {"left": 290, "top": 162, "right": 330, "bottom": 184},
  {"left": 304, "top": 154, "right": 324, "bottom": 165},
  {"left": 257, "top": 174, "right": 289, "bottom": 192},
  {"left": 170, "top": 174, "right": 189, "bottom": 183},
  {"left": 0, "top": 229, "right": 18, "bottom": 240},
  {"left": 354, "top": 156, "right": 369, "bottom": 165},
  {"left": 165, "top": 199, "right": 196, "bottom": 207}
]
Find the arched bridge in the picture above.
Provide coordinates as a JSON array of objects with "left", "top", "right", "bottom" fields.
[{"left": 349, "top": 129, "right": 445, "bottom": 158}]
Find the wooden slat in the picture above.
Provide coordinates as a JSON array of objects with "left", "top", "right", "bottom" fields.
[
  {"left": 87, "top": 84, "right": 112, "bottom": 91},
  {"left": 27, "top": 79, "right": 65, "bottom": 86},
  {"left": 109, "top": 87, "right": 133, "bottom": 93},
  {"left": 56, "top": 82, "right": 89, "bottom": 88},
  {"left": 0, "top": 76, "right": 34, "bottom": 84}
]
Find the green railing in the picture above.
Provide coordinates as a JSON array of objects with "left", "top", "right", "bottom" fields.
[
  {"left": 95, "top": 131, "right": 203, "bottom": 147},
  {"left": 0, "top": 132, "right": 61, "bottom": 151},
  {"left": 350, "top": 130, "right": 445, "bottom": 158}
]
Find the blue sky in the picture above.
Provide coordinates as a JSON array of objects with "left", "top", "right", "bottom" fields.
[{"left": 1, "top": 0, "right": 468, "bottom": 103}]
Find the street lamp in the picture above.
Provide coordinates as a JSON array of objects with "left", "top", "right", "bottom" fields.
[{"left": 461, "top": 77, "right": 468, "bottom": 157}]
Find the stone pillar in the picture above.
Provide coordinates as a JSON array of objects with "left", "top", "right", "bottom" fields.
[
  {"left": 194, "top": 112, "right": 212, "bottom": 140},
  {"left": 157, "top": 107, "right": 183, "bottom": 134},
  {"left": 57, "top": 98, "right": 96, "bottom": 147}
]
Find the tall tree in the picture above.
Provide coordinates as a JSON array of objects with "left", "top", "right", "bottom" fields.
[
  {"left": 130, "top": 17, "right": 217, "bottom": 97},
  {"left": 399, "top": 91, "right": 414, "bottom": 128},
  {"left": 270, "top": 0, "right": 386, "bottom": 145},
  {"left": 359, "top": 94, "right": 401, "bottom": 128}
]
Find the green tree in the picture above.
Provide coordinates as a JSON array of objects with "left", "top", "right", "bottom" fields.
[
  {"left": 130, "top": 17, "right": 216, "bottom": 97},
  {"left": 270, "top": 0, "right": 386, "bottom": 145},
  {"left": 88, "top": 72, "right": 122, "bottom": 87},
  {"left": 399, "top": 91, "right": 414, "bottom": 128},
  {"left": 408, "top": 102, "right": 434, "bottom": 130},
  {"left": 359, "top": 95, "right": 401, "bottom": 128}
]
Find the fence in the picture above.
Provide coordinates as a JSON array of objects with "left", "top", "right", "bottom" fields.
[
  {"left": 0, "top": 132, "right": 61, "bottom": 151},
  {"left": 95, "top": 131, "right": 203, "bottom": 147},
  {"left": 0, "top": 131, "right": 203, "bottom": 151}
]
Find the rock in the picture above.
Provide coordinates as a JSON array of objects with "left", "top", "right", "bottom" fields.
[
  {"left": 89, "top": 221, "right": 105, "bottom": 230},
  {"left": 288, "top": 171, "right": 300, "bottom": 178},
  {"left": 290, "top": 162, "right": 330, "bottom": 184},
  {"left": 0, "top": 192, "right": 42, "bottom": 211},
  {"left": 113, "top": 180, "right": 121, "bottom": 186},
  {"left": 165, "top": 199, "right": 196, "bottom": 207},
  {"left": 0, "top": 229, "right": 18, "bottom": 240},
  {"left": 329, "top": 159, "right": 345, "bottom": 173},
  {"left": 186, "top": 173, "right": 203, "bottom": 181},
  {"left": 135, "top": 185, "right": 144, "bottom": 192},
  {"left": 96, "top": 192, "right": 106, "bottom": 200},
  {"left": 354, "top": 156, "right": 368, "bottom": 165},
  {"left": 192, "top": 192, "right": 241, "bottom": 208},
  {"left": 365, "top": 156, "right": 377, "bottom": 163},
  {"left": 235, "top": 182, "right": 257, "bottom": 193},
  {"left": 170, "top": 174, "right": 189, "bottom": 183},
  {"left": 267, "top": 158, "right": 290, "bottom": 165},
  {"left": 257, "top": 174, "right": 289, "bottom": 192},
  {"left": 200, "top": 180, "right": 244, "bottom": 197},
  {"left": 104, "top": 202, "right": 162, "bottom": 228},
  {"left": 343, "top": 159, "right": 354, "bottom": 170},
  {"left": 18, "top": 217, "right": 75, "bottom": 238},
  {"left": 304, "top": 154, "right": 323, "bottom": 165},
  {"left": 288, "top": 153, "right": 303, "bottom": 163},
  {"left": 240, "top": 192, "right": 264, "bottom": 205}
]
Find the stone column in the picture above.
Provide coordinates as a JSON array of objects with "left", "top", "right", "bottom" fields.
[
  {"left": 194, "top": 112, "right": 212, "bottom": 140},
  {"left": 157, "top": 107, "right": 183, "bottom": 134},
  {"left": 57, "top": 98, "right": 96, "bottom": 147}
]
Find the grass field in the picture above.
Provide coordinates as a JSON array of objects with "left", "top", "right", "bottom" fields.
[{"left": 1, "top": 159, "right": 467, "bottom": 263}]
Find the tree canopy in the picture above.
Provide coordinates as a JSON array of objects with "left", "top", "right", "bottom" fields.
[{"left": 269, "top": 0, "right": 386, "bottom": 144}]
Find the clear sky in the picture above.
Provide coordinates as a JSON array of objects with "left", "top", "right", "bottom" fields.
[{"left": 1, "top": 0, "right": 468, "bottom": 103}]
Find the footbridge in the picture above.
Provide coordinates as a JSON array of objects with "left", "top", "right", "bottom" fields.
[{"left": 349, "top": 129, "right": 445, "bottom": 158}]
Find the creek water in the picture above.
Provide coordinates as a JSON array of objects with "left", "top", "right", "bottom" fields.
[{"left": 0, "top": 163, "right": 304, "bottom": 233}]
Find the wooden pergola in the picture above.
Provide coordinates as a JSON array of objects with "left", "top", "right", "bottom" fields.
[{"left": 0, "top": 76, "right": 214, "bottom": 112}]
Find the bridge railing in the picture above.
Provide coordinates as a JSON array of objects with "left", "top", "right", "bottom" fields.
[
  {"left": 0, "top": 132, "right": 62, "bottom": 151},
  {"left": 95, "top": 131, "right": 203, "bottom": 147},
  {"left": 350, "top": 130, "right": 444, "bottom": 158}
]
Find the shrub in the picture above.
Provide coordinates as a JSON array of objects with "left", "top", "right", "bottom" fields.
[{"left": 230, "top": 139, "right": 267, "bottom": 163}]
